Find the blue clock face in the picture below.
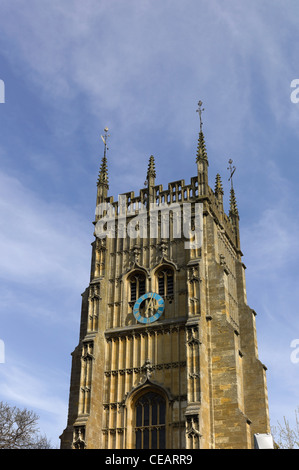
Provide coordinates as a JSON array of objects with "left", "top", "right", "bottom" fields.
[{"left": 133, "top": 292, "right": 165, "bottom": 324}]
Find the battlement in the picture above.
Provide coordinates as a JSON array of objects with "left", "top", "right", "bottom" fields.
[{"left": 103, "top": 176, "right": 200, "bottom": 212}]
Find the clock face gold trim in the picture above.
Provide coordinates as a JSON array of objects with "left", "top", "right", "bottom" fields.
[{"left": 133, "top": 292, "right": 164, "bottom": 324}]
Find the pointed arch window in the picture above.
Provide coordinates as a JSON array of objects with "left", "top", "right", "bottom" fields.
[
  {"left": 157, "top": 267, "right": 174, "bottom": 297},
  {"left": 135, "top": 392, "right": 166, "bottom": 449},
  {"left": 129, "top": 272, "right": 146, "bottom": 302}
]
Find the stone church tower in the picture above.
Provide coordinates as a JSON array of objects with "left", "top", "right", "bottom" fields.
[{"left": 60, "top": 104, "right": 270, "bottom": 449}]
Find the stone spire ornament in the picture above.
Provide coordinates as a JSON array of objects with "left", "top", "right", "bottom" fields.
[
  {"left": 146, "top": 155, "right": 156, "bottom": 206},
  {"left": 97, "top": 127, "right": 109, "bottom": 187},
  {"left": 196, "top": 100, "right": 209, "bottom": 196},
  {"left": 214, "top": 173, "right": 224, "bottom": 196},
  {"left": 229, "top": 186, "right": 239, "bottom": 218},
  {"left": 96, "top": 127, "right": 110, "bottom": 205},
  {"left": 227, "top": 159, "right": 239, "bottom": 218},
  {"left": 147, "top": 155, "right": 156, "bottom": 180},
  {"left": 196, "top": 101, "right": 208, "bottom": 163},
  {"left": 214, "top": 173, "right": 224, "bottom": 209}
]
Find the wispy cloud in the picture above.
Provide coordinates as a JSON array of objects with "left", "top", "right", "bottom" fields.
[{"left": 0, "top": 170, "right": 90, "bottom": 289}]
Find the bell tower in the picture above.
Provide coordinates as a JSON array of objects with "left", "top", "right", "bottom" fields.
[{"left": 60, "top": 105, "right": 270, "bottom": 449}]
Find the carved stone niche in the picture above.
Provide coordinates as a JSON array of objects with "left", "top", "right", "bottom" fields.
[
  {"left": 185, "top": 326, "right": 201, "bottom": 347},
  {"left": 187, "top": 265, "right": 200, "bottom": 283},
  {"left": 89, "top": 282, "right": 101, "bottom": 300},
  {"left": 185, "top": 415, "right": 202, "bottom": 440},
  {"left": 96, "top": 237, "right": 107, "bottom": 252},
  {"left": 82, "top": 341, "right": 94, "bottom": 361},
  {"left": 73, "top": 426, "right": 86, "bottom": 449}
]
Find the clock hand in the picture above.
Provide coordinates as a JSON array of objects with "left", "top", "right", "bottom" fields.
[{"left": 144, "top": 293, "right": 155, "bottom": 317}]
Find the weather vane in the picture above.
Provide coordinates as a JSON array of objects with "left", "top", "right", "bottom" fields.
[
  {"left": 100, "top": 127, "right": 110, "bottom": 158},
  {"left": 227, "top": 158, "right": 236, "bottom": 189},
  {"left": 196, "top": 100, "right": 204, "bottom": 132}
]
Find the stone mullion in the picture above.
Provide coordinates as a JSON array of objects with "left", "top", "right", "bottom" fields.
[
  {"left": 100, "top": 245, "right": 107, "bottom": 277},
  {"left": 115, "top": 330, "right": 123, "bottom": 449},
  {"left": 94, "top": 246, "right": 100, "bottom": 278},
  {"left": 107, "top": 413, "right": 113, "bottom": 449},
  {"left": 78, "top": 357, "right": 86, "bottom": 415},
  {"left": 125, "top": 336, "right": 131, "bottom": 394},
  {"left": 191, "top": 345, "right": 196, "bottom": 402},
  {"left": 194, "top": 340, "right": 200, "bottom": 403},
  {"left": 117, "top": 338, "right": 125, "bottom": 410},
  {"left": 104, "top": 339, "right": 112, "bottom": 403},
  {"left": 154, "top": 331, "right": 158, "bottom": 367},
  {"left": 84, "top": 357, "right": 91, "bottom": 414},
  {"left": 187, "top": 275, "right": 194, "bottom": 316},
  {"left": 124, "top": 336, "right": 130, "bottom": 395},
  {"left": 87, "top": 297, "right": 93, "bottom": 332},
  {"left": 170, "top": 329, "right": 174, "bottom": 395},
  {"left": 91, "top": 298, "right": 96, "bottom": 331},
  {"left": 111, "top": 339, "right": 119, "bottom": 405},
  {"left": 194, "top": 281, "right": 200, "bottom": 317},
  {"left": 177, "top": 328, "right": 183, "bottom": 449},
  {"left": 100, "top": 247, "right": 104, "bottom": 277},
  {"left": 147, "top": 331, "right": 153, "bottom": 365},
  {"left": 186, "top": 331, "right": 193, "bottom": 404},
  {"left": 94, "top": 295, "right": 100, "bottom": 331},
  {"left": 112, "top": 279, "right": 117, "bottom": 329},
  {"left": 95, "top": 238, "right": 107, "bottom": 278},
  {"left": 103, "top": 428, "right": 108, "bottom": 449},
  {"left": 140, "top": 333, "right": 145, "bottom": 367}
]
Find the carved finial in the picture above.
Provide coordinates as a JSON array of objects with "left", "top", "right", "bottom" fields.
[
  {"left": 147, "top": 155, "right": 156, "bottom": 180},
  {"left": 196, "top": 100, "right": 204, "bottom": 132},
  {"left": 101, "top": 127, "right": 110, "bottom": 159},
  {"left": 196, "top": 130, "right": 208, "bottom": 163},
  {"left": 97, "top": 128, "right": 110, "bottom": 187},
  {"left": 195, "top": 101, "right": 208, "bottom": 164},
  {"left": 214, "top": 173, "right": 224, "bottom": 196},
  {"left": 229, "top": 186, "right": 239, "bottom": 218},
  {"left": 227, "top": 158, "right": 236, "bottom": 190}
]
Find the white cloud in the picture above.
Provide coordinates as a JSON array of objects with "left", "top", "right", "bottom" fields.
[{"left": 242, "top": 160, "right": 299, "bottom": 278}]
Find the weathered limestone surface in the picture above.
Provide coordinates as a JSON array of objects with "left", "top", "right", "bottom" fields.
[{"left": 60, "top": 128, "right": 270, "bottom": 449}]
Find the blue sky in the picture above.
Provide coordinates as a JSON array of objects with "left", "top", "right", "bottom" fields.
[{"left": 1, "top": 0, "right": 299, "bottom": 448}]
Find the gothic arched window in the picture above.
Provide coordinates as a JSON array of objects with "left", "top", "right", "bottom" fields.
[
  {"left": 129, "top": 272, "right": 146, "bottom": 302},
  {"left": 157, "top": 267, "right": 174, "bottom": 297},
  {"left": 135, "top": 392, "right": 166, "bottom": 449}
]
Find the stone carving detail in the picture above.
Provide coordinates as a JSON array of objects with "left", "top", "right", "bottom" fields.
[
  {"left": 159, "top": 240, "right": 168, "bottom": 257},
  {"left": 186, "top": 416, "right": 201, "bottom": 439},
  {"left": 104, "top": 360, "right": 186, "bottom": 377},
  {"left": 89, "top": 283, "right": 101, "bottom": 300},
  {"left": 141, "top": 358, "right": 153, "bottom": 380},
  {"left": 187, "top": 265, "right": 201, "bottom": 315},
  {"left": 79, "top": 342, "right": 94, "bottom": 415},
  {"left": 88, "top": 283, "right": 101, "bottom": 332},
  {"left": 73, "top": 426, "right": 86, "bottom": 449},
  {"left": 95, "top": 238, "right": 107, "bottom": 277},
  {"left": 133, "top": 245, "right": 141, "bottom": 263},
  {"left": 186, "top": 326, "right": 201, "bottom": 347}
]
